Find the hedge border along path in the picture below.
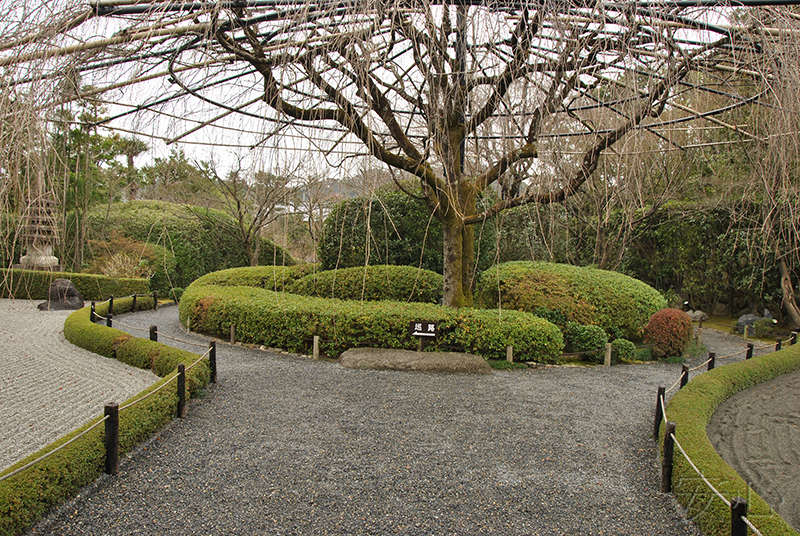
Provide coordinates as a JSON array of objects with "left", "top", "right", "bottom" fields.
[
  {"left": 0, "top": 297, "right": 210, "bottom": 536},
  {"left": 664, "top": 342, "right": 800, "bottom": 536},
  {"left": 0, "top": 268, "right": 149, "bottom": 301},
  {"left": 178, "top": 266, "right": 564, "bottom": 363}
]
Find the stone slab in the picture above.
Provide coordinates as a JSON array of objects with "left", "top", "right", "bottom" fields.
[{"left": 339, "top": 347, "right": 492, "bottom": 374}]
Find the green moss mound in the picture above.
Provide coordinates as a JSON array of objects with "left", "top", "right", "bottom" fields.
[
  {"left": 475, "top": 261, "right": 666, "bottom": 339},
  {"left": 80, "top": 200, "right": 297, "bottom": 290},
  {"left": 180, "top": 267, "right": 563, "bottom": 363},
  {"left": 664, "top": 345, "right": 800, "bottom": 536},
  {"left": 288, "top": 265, "right": 443, "bottom": 303}
]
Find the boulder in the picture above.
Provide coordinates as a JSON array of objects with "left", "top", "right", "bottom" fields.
[
  {"left": 38, "top": 279, "right": 85, "bottom": 311},
  {"left": 688, "top": 310, "right": 708, "bottom": 322},
  {"left": 737, "top": 313, "right": 761, "bottom": 335},
  {"left": 711, "top": 302, "right": 730, "bottom": 317},
  {"left": 339, "top": 347, "right": 493, "bottom": 375}
]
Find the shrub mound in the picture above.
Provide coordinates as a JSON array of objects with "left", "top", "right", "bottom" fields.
[
  {"left": 0, "top": 297, "right": 210, "bottom": 536},
  {"left": 563, "top": 322, "right": 608, "bottom": 363},
  {"left": 644, "top": 308, "right": 693, "bottom": 359},
  {"left": 664, "top": 345, "right": 800, "bottom": 536},
  {"left": 180, "top": 268, "right": 563, "bottom": 363},
  {"left": 79, "top": 200, "right": 297, "bottom": 290},
  {"left": 288, "top": 265, "right": 443, "bottom": 303},
  {"left": 0, "top": 268, "right": 149, "bottom": 300},
  {"left": 475, "top": 261, "right": 666, "bottom": 339},
  {"left": 610, "top": 338, "right": 636, "bottom": 364}
]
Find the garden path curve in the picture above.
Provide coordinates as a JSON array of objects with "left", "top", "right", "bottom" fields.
[{"left": 25, "top": 305, "right": 717, "bottom": 535}]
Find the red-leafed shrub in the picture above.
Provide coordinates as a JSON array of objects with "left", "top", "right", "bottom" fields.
[{"left": 644, "top": 308, "right": 693, "bottom": 359}]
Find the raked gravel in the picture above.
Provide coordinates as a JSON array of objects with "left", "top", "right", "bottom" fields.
[
  {"left": 27, "top": 308, "right": 773, "bottom": 535},
  {"left": 0, "top": 299, "right": 159, "bottom": 473}
]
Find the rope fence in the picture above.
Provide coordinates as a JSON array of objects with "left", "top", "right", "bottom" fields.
[
  {"left": 654, "top": 330, "right": 797, "bottom": 536},
  {"left": 0, "top": 298, "right": 219, "bottom": 484}
]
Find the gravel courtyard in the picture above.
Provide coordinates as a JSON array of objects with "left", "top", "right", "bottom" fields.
[{"left": 25, "top": 305, "right": 720, "bottom": 536}]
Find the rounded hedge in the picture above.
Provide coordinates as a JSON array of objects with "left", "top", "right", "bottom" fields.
[
  {"left": 644, "top": 308, "right": 693, "bottom": 359},
  {"left": 610, "top": 338, "right": 636, "bottom": 364},
  {"left": 77, "top": 200, "right": 297, "bottom": 290},
  {"left": 564, "top": 322, "right": 608, "bottom": 363},
  {"left": 180, "top": 267, "right": 564, "bottom": 363},
  {"left": 288, "top": 265, "right": 443, "bottom": 303},
  {"left": 475, "top": 261, "right": 666, "bottom": 339}
]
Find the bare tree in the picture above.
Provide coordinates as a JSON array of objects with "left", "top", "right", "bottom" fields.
[{"left": 0, "top": 0, "right": 794, "bottom": 306}]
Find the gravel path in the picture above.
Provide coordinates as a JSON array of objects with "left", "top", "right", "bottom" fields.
[
  {"left": 28, "top": 308, "right": 776, "bottom": 536},
  {"left": 0, "top": 299, "right": 159, "bottom": 473}
]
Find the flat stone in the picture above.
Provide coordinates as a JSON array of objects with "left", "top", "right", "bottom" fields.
[{"left": 339, "top": 347, "right": 492, "bottom": 374}]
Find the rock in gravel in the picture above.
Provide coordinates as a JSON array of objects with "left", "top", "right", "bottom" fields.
[
  {"left": 37, "top": 278, "right": 84, "bottom": 311},
  {"left": 340, "top": 347, "right": 493, "bottom": 374}
]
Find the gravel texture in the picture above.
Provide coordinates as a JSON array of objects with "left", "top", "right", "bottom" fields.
[
  {"left": 0, "top": 299, "right": 159, "bottom": 473},
  {"left": 27, "top": 311, "right": 775, "bottom": 535}
]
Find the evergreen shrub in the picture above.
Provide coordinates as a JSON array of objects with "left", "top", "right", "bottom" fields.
[
  {"left": 180, "top": 271, "right": 563, "bottom": 363},
  {"left": 643, "top": 308, "right": 693, "bottom": 359},
  {"left": 564, "top": 322, "right": 608, "bottom": 362},
  {"left": 610, "top": 338, "right": 636, "bottom": 364},
  {"left": 288, "top": 265, "right": 443, "bottom": 303},
  {"left": 475, "top": 261, "right": 665, "bottom": 339},
  {"left": 0, "top": 268, "right": 149, "bottom": 300}
]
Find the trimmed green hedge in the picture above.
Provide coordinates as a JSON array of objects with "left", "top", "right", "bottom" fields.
[
  {"left": 475, "top": 261, "right": 666, "bottom": 339},
  {"left": 0, "top": 297, "right": 210, "bottom": 536},
  {"left": 288, "top": 265, "right": 443, "bottom": 303},
  {"left": 180, "top": 272, "right": 563, "bottom": 363},
  {"left": 191, "top": 264, "right": 318, "bottom": 292},
  {"left": 664, "top": 345, "right": 800, "bottom": 536},
  {"left": 0, "top": 268, "right": 149, "bottom": 301}
]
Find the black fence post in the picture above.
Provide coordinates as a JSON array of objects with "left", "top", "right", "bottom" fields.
[
  {"left": 90, "top": 301, "right": 96, "bottom": 323},
  {"left": 106, "top": 313, "right": 113, "bottom": 328},
  {"left": 153, "top": 291, "right": 158, "bottom": 311},
  {"left": 776, "top": 338, "right": 782, "bottom": 351},
  {"left": 731, "top": 497, "right": 748, "bottom": 536},
  {"left": 209, "top": 341, "right": 217, "bottom": 384},
  {"left": 708, "top": 352, "right": 716, "bottom": 371},
  {"left": 108, "top": 296, "right": 114, "bottom": 315},
  {"left": 661, "top": 421, "right": 676, "bottom": 493},
  {"left": 177, "top": 364, "right": 186, "bottom": 418},
  {"left": 680, "top": 365, "right": 689, "bottom": 389},
  {"left": 150, "top": 325, "right": 158, "bottom": 342},
  {"left": 791, "top": 332, "right": 798, "bottom": 345},
  {"left": 104, "top": 403, "right": 119, "bottom": 475},
  {"left": 746, "top": 343, "right": 754, "bottom": 360},
  {"left": 132, "top": 293, "right": 137, "bottom": 312},
  {"left": 653, "top": 386, "right": 666, "bottom": 441}
]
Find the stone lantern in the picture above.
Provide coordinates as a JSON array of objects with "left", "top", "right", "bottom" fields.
[{"left": 18, "top": 195, "right": 62, "bottom": 271}]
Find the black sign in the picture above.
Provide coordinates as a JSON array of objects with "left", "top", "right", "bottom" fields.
[{"left": 409, "top": 321, "right": 438, "bottom": 338}]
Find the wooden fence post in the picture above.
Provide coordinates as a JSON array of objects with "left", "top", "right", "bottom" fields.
[
  {"left": 209, "top": 341, "right": 217, "bottom": 384},
  {"left": 731, "top": 497, "right": 748, "bottom": 536},
  {"left": 791, "top": 332, "right": 798, "bottom": 345},
  {"left": 776, "top": 337, "right": 782, "bottom": 351},
  {"left": 680, "top": 365, "right": 689, "bottom": 389},
  {"left": 313, "top": 335, "right": 320, "bottom": 359},
  {"left": 653, "top": 386, "right": 666, "bottom": 441},
  {"left": 132, "top": 293, "right": 137, "bottom": 312},
  {"left": 108, "top": 296, "right": 114, "bottom": 315},
  {"left": 150, "top": 325, "right": 158, "bottom": 342},
  {"left": 177, "top": 364, "right": 186, "bottom": 418},
  {"left": 153, "top": 291, "right": 158, "bottom": 310},
  {"left": 707, "top": 352, "right": 715, "bottom": 371},
  {"left": 604, "top": 343, "right": 612, "bottom": 367},
  {"left": 746, "top": 343, "right": 754, "bottom": 360},
  {"left": 661, "top": 421, "right": 676, "bottom": 493},
  {"left": 506, "top": 345, "right": 514, "bottom": 363},
  {"left": 104, "top": 403, "right": 119, "bottom": 475},
  {"left": 106, "top": 313, "right": 113, "bottom": 328},
  {"left": 90, "top": 301, "right": 96, "bottom": 323},
  {"left": 230, "top": 324, "right": 236, "bottom": 344}
]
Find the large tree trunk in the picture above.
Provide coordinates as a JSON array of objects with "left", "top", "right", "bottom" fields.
[
  {"left": 441, "top": 185, "right": 476, "bottom": 308},
  {"left": 778, "top": 257, "right": 800, "bottom": 328}
]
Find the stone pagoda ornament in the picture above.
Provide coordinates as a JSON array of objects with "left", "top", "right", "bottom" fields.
[{"left": 18, "top": 193, "right": 61, "bottom": 271}]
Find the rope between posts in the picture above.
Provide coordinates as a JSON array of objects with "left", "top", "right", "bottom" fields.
[
  {"left": 743, "top": 517, "right": 765, "bottom": 536},
  {"left": 671, "top": 432, "right": 731, "bottom": 508},
  {"left": 185, "top": 347, "right": 212, "bottom": 372},
  {"left": 689, "top": 357, "right": 712, "bottom": 371},
  {"left": 157, "top": 331, "right": 209, "bottom": 348},
  {"left": 0, "top": 415, "right": 109, "bottom": 483},
  {"left": 119, "top": 371, "right": 179, "bottom": 411},
  {"left": 106, "top": 318, "right": 149, "bottom": 333},
  {"left": 665, "top": 375, "right": 684, "bottom": 395}
]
